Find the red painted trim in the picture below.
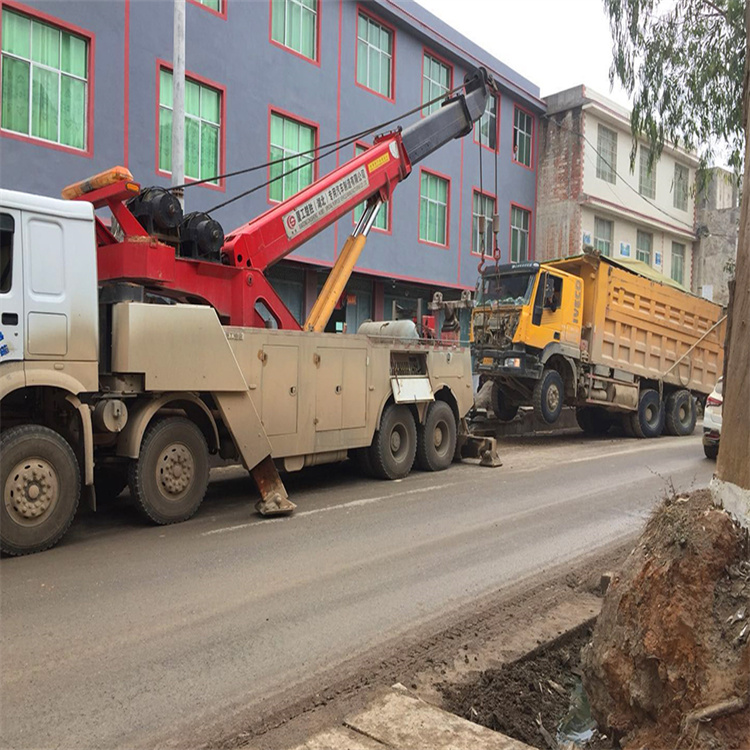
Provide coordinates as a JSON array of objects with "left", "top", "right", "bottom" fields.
[
  {"left": 155, "top": 59, "right": 227, "bottom": 191},
  {"left": 268, "top": 0, "right": 321, "bottom": 66},
  {"left": 420, "top": 45, "right": 453, "bottom": 118},
  {"left": 123, "top": 0, "right": 130, "bottom": 167},
  {"left": 457, "top": 137, "right": 464, "bottom": 285},
  {"left": 0, "top": 0, "right": 95, "bottom": 158},
  {"left": 381, "top": 0, "right": 545, "bottom": 109},
  {"left": 469, "top": 186, "right": 497, "bottom": 258},
  {"left": 266, "top": 104, "right": 320, "bottom": 206},
  {"left": 187, "top": 0, "right": 228, "bottom": 21},
  {"left": 509, "top": 201, "right": 533, "bottom": 263},
  {"left": 354, "top": 4, "right": 396, "bottom": 103},
  {"left": 334, "top": 0, "right": 343, "bottom": 260},
  {"left": 472, "top": 92, "right": 501, "bottom": 154},
  {"left": 417, "top": 166, "right": 451, "bottom": 249},
  {"left": 350, "top": 141, "right": 392, "bottom": 234},
  {"left": 512, "top": 103, "right": 535, "bottom": 171}
]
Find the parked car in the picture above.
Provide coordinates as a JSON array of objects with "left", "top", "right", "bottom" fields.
[{"left": 703, "top": 377, "right": 723, "bottom": 459}]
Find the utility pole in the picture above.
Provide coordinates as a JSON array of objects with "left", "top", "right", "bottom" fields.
[{"left": 172, "top": 0, "right": 186, "bottom": 208}]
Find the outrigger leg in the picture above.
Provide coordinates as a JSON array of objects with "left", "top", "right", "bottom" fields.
[{"left": 251, "top": 455, "right": 297, "bottom": 516}]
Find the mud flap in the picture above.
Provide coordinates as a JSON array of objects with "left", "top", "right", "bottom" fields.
[{"left": 213, "top": 391, "right": 295, "bottom": 516}]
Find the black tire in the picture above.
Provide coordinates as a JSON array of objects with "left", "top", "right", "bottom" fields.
[
  {"left": 128, "top": 417, "right": 209, "bottom": 525},
  {"left": 664, "top": 390, "right": 697, "bottom": 436},
  {"left": 368, "top": 404, "right": 417, "bottom": 480},
  {"left": 349, "top": 447, "right": 374, "bottom": 477},
  {"left": 490, "top": 381, "right": 519, "bottom": 421},
  {"left": 704, "top": 442, "right": 719, "bottom": 460},
  {"left": 533, "top": 369, "right": 564, "bottom": 425},
  {"left": 628, "top": 389, "right": 665, "bottom": 439},
  {"left": 416, "top": 401, "right": 457, "bottom": 472},
  {"left": 576, "top": 407, "right": 612, "bottom": 436},
  {"left": 622, "top": 412, "right": 636, "bottom": 438},
  {"left": 94, "top": 465, "right": 129, "bottom": 501},
  {"left": 1, "top": 425, "right": 80, "bottom": 556}
]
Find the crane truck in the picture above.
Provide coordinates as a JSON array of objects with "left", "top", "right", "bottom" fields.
[
  {"left": 471, "top": 250, "right": 725, "bottom": 436},
  {"left": 0, "top": 69, "right": 496, "bottom": 556}
]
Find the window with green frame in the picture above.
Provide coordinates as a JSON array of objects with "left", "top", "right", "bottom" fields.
[
  {"left": 636, "top": 229, "right": 652, "bottom": 265},
  {"left": 159, "top": 69, "right": 221, "bottom": 184},
  {"left": 639, "top": 147, "right": 656, "bottom": 199},
  {"left": 194, "top": 0, "right": 221, "bottom": 11},
  {"left": 1, "top": 8, "right": 89, "bottom": 150},
  {"left": 671, "top": 242, "right": 685, "bottom": 285},
  {"left": 510, "top": 205, "right": 530, "bottom": 262},
  {"left": 513, "top": 107, "right": 533, "bottom": 167},
  {"left": 271, "top": 0, "right": 318, "bottom": 61},
  {"left": 472, "top": 191, "right": 495, "bottom": 255},
  {"left": 353, "top": 144, "right": 388, "bottom": 231},
  {"left": 269, "top": 112, "right": 316, "bottom": 202},
  {"left": 356, "top": 11, "right": 393, "bottom": 98},
  {"left": 474, "top": 94, "right": 497, "bottom": 150},
  {"left": 594, "top": 216, "right": 613, "bottom": 257},
  {"left": 419, "top": 171, "right": 448, "bottom": 246},
  {"left": 421, "top": 52, "right": 450, "bottom": 116}
]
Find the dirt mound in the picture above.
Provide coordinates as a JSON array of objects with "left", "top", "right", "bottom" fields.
[{"left": 581, "top": 489, "right": 750, "bottom": 750}]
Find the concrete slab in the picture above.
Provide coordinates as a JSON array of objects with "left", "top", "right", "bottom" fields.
[
  {"left": 287, "top": 725, "right": 387, "bottom": 749},
  {"left": 342, "top": 686, "right": 534, "bottom": 750}
]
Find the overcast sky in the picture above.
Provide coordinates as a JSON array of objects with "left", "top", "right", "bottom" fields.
[{"left": 414, "top": 0, "right": 632, "bottom": 108}]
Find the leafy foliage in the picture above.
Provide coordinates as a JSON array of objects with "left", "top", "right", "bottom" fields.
[{"left": 604, "top": 0, "right": 746, "bottom": 172}]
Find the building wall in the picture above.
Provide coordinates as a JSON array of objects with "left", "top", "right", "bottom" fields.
[{"left": 0, "top": 0, "right": 543, "bottom": 329}]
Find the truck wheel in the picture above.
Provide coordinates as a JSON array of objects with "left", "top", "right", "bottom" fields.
[
  {"left": 664, "top": 390, "right": 697, "bottom": 436},
  {"left": 1, "top": 425, "right": 80, "bottom": 556},
  {"left": 128, "top": 417, "right": 209, "bottom": 525},
  {"left": 576, "top": 407, "right": 612, "bottom": 436},
  {"left": 368, "top": 404, "right": 417, "bottom": 480},
  {"left": 491, "top": 382, "right": 519, "bottom": 421},
  {"left": 621, "top": 413, "right": 636, "bottom": 438},
  {"left": 704, "top": 442, "right": 719, "bottom": 460},
  {"left": 416, "top": 401, "right": 457, "bottom": 472},
  {"left": 349, "top": 447, "right": 374, "bottom": 477},
  {"left": 628, "top": 389, "right": 665, "bottom": 439},
  {"left": 94, "top": 465, "right": 129, "bottom": 501},
  {"left": 533, "top": 369, "right": 564, "bottom": 424}
]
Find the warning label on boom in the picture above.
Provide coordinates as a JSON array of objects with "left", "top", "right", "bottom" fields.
[{"left": 282, "top": 166, "right": 369, "bottom": 239}]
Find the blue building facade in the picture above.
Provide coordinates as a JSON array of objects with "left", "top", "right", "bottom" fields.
[{"left": 0, "top": 0, "right": 543, "bottom": 332}]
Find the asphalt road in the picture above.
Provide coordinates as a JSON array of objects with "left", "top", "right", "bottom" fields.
[{"left": 0, "top": 431, "right": 714, "bottom": 750}]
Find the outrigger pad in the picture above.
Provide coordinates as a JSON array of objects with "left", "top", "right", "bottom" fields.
[
  {"left": 255, "top": 492, "right": 296, "bottom": 516},
  {"left": 251, "top": 455, "right": 296, "bottom": 516},
  {"left": 460, "top": 435, "right": 503, "bottom": 468}
]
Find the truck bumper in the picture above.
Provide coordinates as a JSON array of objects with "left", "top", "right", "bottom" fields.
[{"left": 475, "top": 348, "right": 542, "bottom": 380}]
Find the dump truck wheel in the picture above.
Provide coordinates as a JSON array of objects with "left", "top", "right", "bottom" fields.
[
  {"left": 533, "top": 369, "right": 564, "bottom": 424},
  {"left": 1, "top": 425, "right": 80, "bottom": 556},
  {"left": 349, "top": 447, "right": 374, "bottom": 477},
  {"left": 368, "top": 404, "right": 417, "bottom": 480},
  {"left": 94, "top": 465, "right": 128, "bottom": 501},
  {"left": 629, "top": 389, "right": 665, "bottom": 439},
  {"left": 490, "top": 382, "right": 519, "bottom": 421},
  {"left": 576, "top": 407, "right": 612, "bottom": 436},
  {"left": 128, "top": 417, "right": 209, "bottom": 525},
  {"left": 416, "top": 401, "right": 457, "bottom": 472},
  {"left": 664, "top": 390, "right": 696, "bottom": 436},
  {"left": 621, "top": 412, "right": 636, "bottom": 438},
  {"left": 703, "top": 443, "right": 719, "bottom": 459}
]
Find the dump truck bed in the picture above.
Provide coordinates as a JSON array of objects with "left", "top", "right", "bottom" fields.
[{"left": 548, "top": 254, "right": 725, "bottom": 395}]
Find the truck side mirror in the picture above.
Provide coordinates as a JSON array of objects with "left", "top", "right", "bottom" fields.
[{"left": 532, "top": 272, "right": 546, "bottom": 326}]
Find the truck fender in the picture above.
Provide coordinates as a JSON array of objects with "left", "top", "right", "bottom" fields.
[
  {"left": 64, "top": 393, "right": 94, "bottom": 488},
  {"left": 116, "top": 393, "right": 220, "bottom": 459},
  {"left": 540, "top": 344, "right": 579, "bottom": 397}
]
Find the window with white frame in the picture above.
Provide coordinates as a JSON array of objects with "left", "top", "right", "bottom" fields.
[
  {"left": 419, "top": 171, "right": 449, "bottom": 246},
  {"left": 636, "top": 229, "right": 652, "bottom": 265},
  {"left": 271, "top": 0, "right": 318, "bottom": 61},
  {"left": 421, "top": 52, "right": 450, "bottom": 116},
  {"left": 513, "top": 107, "right": 533, "bottom": 167},
  {"left": 671, "top": 242, "right": 685, "bottom": 285},
  {"left": 472, "top": 191, "right": 495, "bottom": 255},
  {"left": 1, "top": 8, "right": 89, "bottom": 150},
  {"left": 596, "top": 124, "right": 617, "bottom": 184},
  {"left": 510, "top": 206, "right": 530, "bottom": 262},
  {"left": 639, "top": 147, "right": 656, "bottom": 199},
  {"left": 356, "top": 12, "right": 393, "bottom": 98},
  {"left": 673, "top": 163, "right": 689, "bottom": 211},
  {"left": 159, "top": 69, "right": 222, "bottom": 184},
  {"left": 269, "top": 112, "right": 316, "bottom": 202},
  {"left": 474, "top": 94, "right": 497, "bottom": 150},
  {"left": 353, "top": 144, "right": 388, "bottom": 231},
  {"left": 594, "top": 216, "right": 613, "bottom": 257}
]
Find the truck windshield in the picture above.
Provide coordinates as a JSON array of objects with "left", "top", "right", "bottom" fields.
[{"left": 479, "top": 272, "right": 536, "bottom": 306}]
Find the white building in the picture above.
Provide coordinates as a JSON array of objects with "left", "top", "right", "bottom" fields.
[{"left": 536, "top": 85, "right": 698, "bottom": 289}]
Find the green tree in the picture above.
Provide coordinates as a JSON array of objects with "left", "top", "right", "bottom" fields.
[{"left": 606, "top": 0, "right": 749, "bottom": 493}]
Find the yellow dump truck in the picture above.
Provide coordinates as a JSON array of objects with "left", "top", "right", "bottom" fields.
[{"left": 471, "top": 250, "right": 725, "bottom": 437}]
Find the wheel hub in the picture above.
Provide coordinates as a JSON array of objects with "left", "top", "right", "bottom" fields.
[
  {"left": 433, "top": 424, "right": 444, "bottom": 449},
  {"left": 157, "top": 444, "right": 195, "bottom": 498},
  {"left": 4, "top": 459, "right": 59, "bottom": 525},
  {"left": 390, "top": 430, "right": 402, "bottom": 453},
  {"left": 546, "top": 385, "right": 560, "bottom": 412}
]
